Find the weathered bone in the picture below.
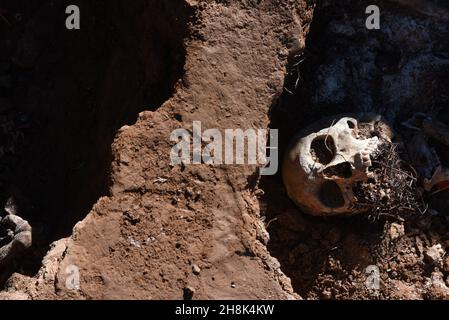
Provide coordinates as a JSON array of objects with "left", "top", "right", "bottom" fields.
[
  {"left": 0, "top": 214, "right": 32, "bottom": 268},
  {"left": 282, "top": 114, "right": 393, "bottom": 216}
]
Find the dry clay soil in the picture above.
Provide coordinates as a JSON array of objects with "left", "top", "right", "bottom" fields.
[
  {"left": 1, "top": 0, "right": 449, "bottom": 300},
  {"left": 1, "top": 0, "right": 311, "bottom": 300}
]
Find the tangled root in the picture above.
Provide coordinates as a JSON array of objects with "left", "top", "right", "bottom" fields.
[{"left": 353, "top": 142, "right": 426, "bottom": 220}]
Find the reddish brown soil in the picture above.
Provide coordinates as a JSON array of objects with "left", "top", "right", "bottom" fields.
[
  {"left": 1, "top": 0, "right": 449, "bottom": 300},
  {"left": 1, "top": 0, "right": 310, "bottom": 299}
]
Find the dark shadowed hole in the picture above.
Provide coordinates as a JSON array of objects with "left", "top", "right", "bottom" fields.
[
  {"left": 318, "top": 181, "right": 345, "bottom": 209},
  {"left": 323, "top": 162, "right": 353, "bottom": 179},
  {"left": 310, "top": 136, "right": 335, "bottom": 165},
  {"left": 0, "top": 0, "right": 192, "bottom": 281}
]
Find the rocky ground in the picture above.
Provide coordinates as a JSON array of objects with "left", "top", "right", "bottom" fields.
[{"left": 0, "top": 0, "right": 449, "bottom": 300}]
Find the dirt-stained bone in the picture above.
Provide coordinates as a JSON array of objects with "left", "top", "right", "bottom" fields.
[
  {"left": 282, "top": 114, "right": 394, "bottom": 216},
  {"left": 0, "top": 214, "right": 32, "bottom": 268}
]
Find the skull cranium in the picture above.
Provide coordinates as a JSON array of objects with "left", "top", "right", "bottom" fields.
[{"left": 282, "top": 114, "right": 394, "bottom": 216}]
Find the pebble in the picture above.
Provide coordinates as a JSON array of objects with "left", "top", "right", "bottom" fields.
[
  {"left": 128, "top": 236, "right": 141, "bottom": 248},
  {"left": 389, "top": 222, "right": 405, "bottom": 240},
  {"left": 424, "top": 244, "right": 445, "bottom": 265},
  {"left": 192, "top": 264, "right": 201, "bottom": 275}
]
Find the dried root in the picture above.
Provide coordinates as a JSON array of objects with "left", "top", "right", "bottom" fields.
[{"left": 353, "top": 142, "right": 426, "bottom": 220}]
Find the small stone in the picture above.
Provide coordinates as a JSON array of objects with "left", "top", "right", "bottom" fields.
[
  {"left": 389, "top": 223, "right": 405, "bottom": 240},
  {"left": 424, "top": 244, "right": 445, "bottom": 265},
  {"left": 192, "top": 264, "right": 201, "bottom": 275},
  {"left": 231, "top": 282, "right": 236, "bottom": 288},
  {"left": 128, "top": 236, "right": 141, "bottom": 248},
  {"left": 379, "top": 189, "right": 388, "bottom": 201}
]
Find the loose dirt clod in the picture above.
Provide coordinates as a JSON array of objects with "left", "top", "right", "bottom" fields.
[
  {"left": 192, "top": 264, "right": 201, "bottom": 275},
  {"left": 424, "top": 244, "right": 445, "bottom": 265}
]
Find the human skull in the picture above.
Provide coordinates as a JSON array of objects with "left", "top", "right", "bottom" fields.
[{"left": 282, "top": 114, "right": 394, "bottom": 216}]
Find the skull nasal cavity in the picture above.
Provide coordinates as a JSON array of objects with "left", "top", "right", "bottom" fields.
[
  {"left": 319, "top": 181, "right": 345, "bottom": 209},
  {"left": 310, "top": 136, "right": 335, "bottom": 165},
  {"left": 323, "top": 162, "right": 352, "bottom": 179}
]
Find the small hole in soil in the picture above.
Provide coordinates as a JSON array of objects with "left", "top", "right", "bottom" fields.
[
  {"left": 310, "top": 136, "right": 335, "bottom": 165},
  {"left": 318, "top": 181, "right": 345, "bottom": 209}
]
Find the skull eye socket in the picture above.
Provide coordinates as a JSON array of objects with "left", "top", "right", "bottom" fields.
[
  {"left": 318, "top": 181, "right": 345, "bottom": 209},
  {"left": 310, "top": 136, "right": 335, "bottom": 165},
  {"left": 347, "top": 120, "right": 356, "bottom": 129}
]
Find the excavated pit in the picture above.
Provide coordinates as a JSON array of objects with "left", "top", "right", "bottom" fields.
[
  {"left": 0, "top": 0, "right": 192, "bottom": 278},
  {"left": 262, "top": 0, "right": 449, "bottom": 299}
]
